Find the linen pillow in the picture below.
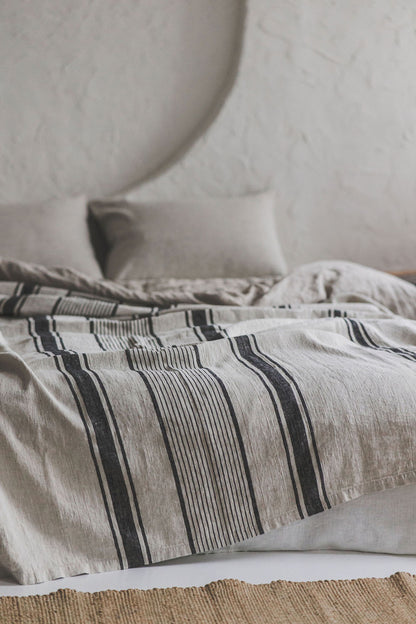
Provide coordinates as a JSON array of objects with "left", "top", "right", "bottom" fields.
[
  {"left": 89, "top": 192, "right": 287, "bottom": 280},
  {"left": 0, "top": 196, "right": 102, "bottom": 277}
]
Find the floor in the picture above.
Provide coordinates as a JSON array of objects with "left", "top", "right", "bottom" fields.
[{"left": 1, "top": 551, "right": 416, "bottom": 596}]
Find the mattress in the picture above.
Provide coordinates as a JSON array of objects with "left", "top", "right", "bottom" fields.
[{"left": 225, "top": 483, "right": 416, "bottom": 554}]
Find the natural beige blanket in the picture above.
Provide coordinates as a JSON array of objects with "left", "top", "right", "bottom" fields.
[
  {"left": 1, "top": 258, "right": 416, "bottom": 584},
  {"left": 1, "top": 573, "right": 416, "bottom": 623}
]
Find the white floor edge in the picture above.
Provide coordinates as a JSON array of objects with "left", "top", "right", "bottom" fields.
[{"left": 1, "top": 551, "right": 416, "bottom": 596}]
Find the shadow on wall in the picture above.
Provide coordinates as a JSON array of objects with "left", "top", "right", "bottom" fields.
[{"left": 119, "top": 2, "right": 247, "bottom": 197}]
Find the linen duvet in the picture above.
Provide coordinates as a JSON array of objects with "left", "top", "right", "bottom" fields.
[{"left": 1, "top": 257, "right": 416, "bottom": 584}]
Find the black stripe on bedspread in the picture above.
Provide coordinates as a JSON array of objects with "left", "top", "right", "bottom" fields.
[
  {"left": 190, "top": 309, "right": 224, "bottom": 341},
  {"left": 126, "top": 344, "right": 263, "bottom": 554},
  {"left": 345, "top": 318, "right": 416, "bottom": 363},
  {"left": 58, "top": 352, "right": 151, "bottom": 568},
  {"left": 1, "top": 294, "right": 28, "bottom": 316},
  {"left": 28, "top": 316, "right": 151, "bottom": 569},
  {"left": 232, "top": 334, "right": 328, "bottom": 518}
]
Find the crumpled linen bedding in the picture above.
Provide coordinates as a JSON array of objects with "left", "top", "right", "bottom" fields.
[{"left": 1, "top": 257, "right": 416, "bottom": 584}]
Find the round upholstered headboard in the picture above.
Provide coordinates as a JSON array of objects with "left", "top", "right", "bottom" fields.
[{"left": 0, "top": 0, "right": 245, "bottom": 202}]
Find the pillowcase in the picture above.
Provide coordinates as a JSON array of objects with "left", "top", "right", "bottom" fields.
[
  {"left": 0, "top": 196, "right": 102, "bottom": 277},
  {"left": 89, "top": 192, "right": 287, "bottom": 280}
]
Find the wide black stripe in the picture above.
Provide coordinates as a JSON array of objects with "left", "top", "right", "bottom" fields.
[
  {"left": 199, "top": 325, "right": 223, "bottom": 341},
  {"left": 2, "top": 295, "right": 24, "bottom": 316},
  {"left": 228, "top": 338, "right": 304, "bottom": 518},
  {"left": 33, "top": 318, "right": 137, "bottom": 568},
  {"left": 34, "top": 317, "right": 63, "bottom": 355},
  {"left": 192, "top": 344, "right": 263, "bottom": 534},
  {"left": 191, "top": 310, "right": 208, "bottom": 327},
  {"left": 251, "top": 335, "right": 331, "bottom": 511},
  {"left": 20, "top": 283, "right": 37, "bottom": 295},
  {"left": 61, "top": 352, "right": 145, "bottom": 568},
  {"left": 83, "top": 355, "right": 152, "bottom": 564},
  {"left": 53, "top": 357, "right": 124, "bottom": 569},
  {"left": 235, "top": 335, "right": 324, "bottom": 516},
  {"left": 125, "top": 349, "right": 196, "bottom": 553},
  {"left": 191, "top": 310, "right": 223, "bottom": 341}
]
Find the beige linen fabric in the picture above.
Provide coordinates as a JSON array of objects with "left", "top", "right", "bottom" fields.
[
  {"left": 1, "top": 259, "right": 416, "bottom": 584},
  {"left": 89, "top": 192, "right": 287, "bottom": 279},
  {"left": 0, "top": 197, "right": 102, "bottom": 278}
]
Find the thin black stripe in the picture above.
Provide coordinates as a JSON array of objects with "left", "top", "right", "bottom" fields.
[
  {"left": 347, "top": 319, "right": 416, "bottom": 363},
  {"left": 147, "top": 316, "right": 163, "bottom": 347},
  {"left": 142, "top": 350, "right": 219, "bottom": 550},
  {"left": 27, "top": 318, "right": 43, "bottom": 354},
  {"left": 125, "top": 349, "right": 196, "bottom": 553},
  {"left": 356, "top": 322, "right": 379, "bottom": 348},
  {"left": 51, "top": 297, "right": 62, "bottom": 316},
  {"left": 142, "top": 347, "right": 214, "bottom": 550},
  {"left": 177, "top": 350, "right": 252, "bottom": 543},
  {"left": 89, "top": 319, "right": 107, "bottom": 351},
  {"left": 51, "top": 316, "right": 66, "bottom": 351},
  {"left": 184, "top": 355, "right": 260, "bottom": 541},
  {"left": 235, "top": 335, "right": 324, "bottom": 516},
  {"left": 346, "top": 319, "right": 368, "bottom": 347},
  {"left": 345, "top": 318, "right": 354, "bottom": 342},
  {"left": 192, "top": 344, "right": 263, "bottom": 534},
  {"left": 167, "top": 348, "right": 253, "bottom": 545},
  {"left": 141, "top": 344, "right": 243, "bottom": 550}
]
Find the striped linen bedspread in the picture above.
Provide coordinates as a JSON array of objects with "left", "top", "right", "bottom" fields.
[{"left": 1, "top": 258, "right": 416, "bottom": 584}]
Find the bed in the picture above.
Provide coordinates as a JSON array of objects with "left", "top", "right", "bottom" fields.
[{"left": 1, "top": 194, "right": 416, "bottom": 593}]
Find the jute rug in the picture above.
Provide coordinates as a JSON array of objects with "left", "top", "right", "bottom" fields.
[{"left": 1, "top": 572, "right": 416, "bottom": 624}]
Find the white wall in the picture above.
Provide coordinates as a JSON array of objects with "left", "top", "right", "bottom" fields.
[
  {"left": 0, "top": 0, "right": 243, "bottom": 200},
  {"left": 1, "top": 0, "right": 416, "bottom": 271}
]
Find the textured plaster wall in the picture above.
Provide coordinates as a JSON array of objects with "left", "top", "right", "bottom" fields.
[
  {"left": 133, "top": 0, "right": 416, "bottom": 271},
  {"left": 1, "top": 0, "right": 416, "bottom": 270},
  {"left": 0, "top": 0, "right": 243, "bottom": 202}
]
